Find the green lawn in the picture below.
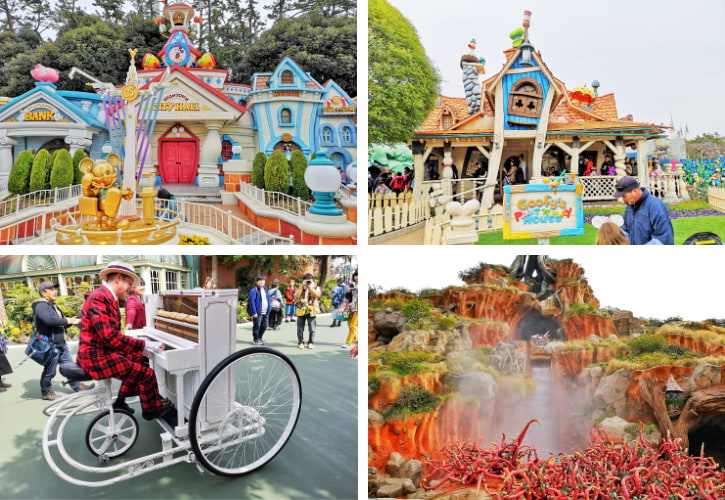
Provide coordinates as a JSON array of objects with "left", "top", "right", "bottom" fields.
[{"left": 476, "top": 216, "right": 725, "bottom": 245}]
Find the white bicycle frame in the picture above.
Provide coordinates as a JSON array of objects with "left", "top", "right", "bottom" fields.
[{"left": 42, "top": 379, "right": 265, "bottom": 487}]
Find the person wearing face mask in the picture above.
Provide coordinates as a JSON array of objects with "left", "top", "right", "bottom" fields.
[{"left": 78, "top": 263, "right": 175, "bottom": 425}]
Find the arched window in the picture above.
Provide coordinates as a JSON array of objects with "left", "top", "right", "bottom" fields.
[
  {"left": 281, "top": 108, "right": 292, "bottom": 124},
  {"left": 221, "top": 140, "right": 233, "bottom": 161},
  {"left": 441, "top": 111, "right": 453, "bottom": 129},
  {"left": 322, "top": 126, "right": 333, "bottom": 143},
  {"left": 341, "top": 127, "right": 352, "bottom": 143},
  {"left": 281, "top": 70, "right": 294, "bottom": 85}
]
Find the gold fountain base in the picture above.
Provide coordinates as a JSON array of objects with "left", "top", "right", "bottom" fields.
[{"left": 54, "top": 215, "right": 180, "bottom": 245}]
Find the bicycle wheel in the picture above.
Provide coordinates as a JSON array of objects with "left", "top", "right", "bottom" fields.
[
  {"left": 85, "top": 409, "right": 139, "bottom": 459},
  {"left": 189, "top": 347, "right": 301, "bottom": 476}
]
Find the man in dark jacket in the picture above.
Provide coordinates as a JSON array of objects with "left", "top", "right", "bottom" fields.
[
  {"left": 615, "top": 176, "right": 674, "bottom": 245},
  {"left": 248, "top": 275, "right": 271, "bottom": 345},
  {"left": 33, "top": 282, "right": 93, "bottom": 400}
]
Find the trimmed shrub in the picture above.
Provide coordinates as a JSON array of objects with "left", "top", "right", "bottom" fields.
[
  {"left": 626, "top": 334, "right": 667, "bottom": 355},
  {"left": 402, "top": 299, "right": 432, "bottom": 328},
  {"left": 8, "top": 150, "right": 34, "bottom": 194},
  {"left": 72, "top": 149, "right": 87, "bottom": 184},
  {"left": 438, "top": 316, "right": 457, "bottom": 331},
  {"left": 50, "top": 149, "right": 74, "bottom": 188},
  {"left": 29, "top": 149, "right": 51, "bottom": 191},
  {"left": 263, "top": 150, "right": 289, "bottom": 193},
  {"left": 290, "top": 150, "right": 309, "bottom": 198},
  {"left": 252, "top": 152, "right": 267, "bottom": 189}
]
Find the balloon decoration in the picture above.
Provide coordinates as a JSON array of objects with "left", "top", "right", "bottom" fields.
[
  {"left": 570, "top": 86, "right": 595, "bottom": 105},
  {"left": 197, "top": 53, "right": 217, "bottom": 69},
  {"left": 142, "top": 54, "right": 161, "bottom": 70}
]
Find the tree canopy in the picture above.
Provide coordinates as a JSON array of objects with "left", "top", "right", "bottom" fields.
[
  {"left": 0, "top": 1, "right": 354, "bottom": 96},
  {"left": 242, "top": 12, "right": 356, "bottom": 96},
  {"left": 368, "top": 0, "right": 439, "bottom": 144},
  {"left": 686, "top": 133, "right": 725, "bottom": 159}
]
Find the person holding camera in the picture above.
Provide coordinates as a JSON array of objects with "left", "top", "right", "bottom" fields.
[
  {"left": 294, "top": 273, "right": 321, "bottom": 349},
  {"left": 33, "top": 282, "right": 93, "bottom": 400}
]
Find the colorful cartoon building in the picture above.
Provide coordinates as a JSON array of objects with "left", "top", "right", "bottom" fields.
[
  {"left": 411, "top": 11, "right": 665, "bottom": 208},
  {"left": 0, "top": 1, "right": 356, "bottom": 187}
]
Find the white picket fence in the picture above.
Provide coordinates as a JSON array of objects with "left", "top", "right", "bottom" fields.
[
  {"left": 423, "top": 204, "right": 504, "bottom": 244},
  {"left": 368, "top": 191, "right": 431, "bottom": 236},
  {"left": 708, "top": 186, "right": 725, "bottom": 212}
]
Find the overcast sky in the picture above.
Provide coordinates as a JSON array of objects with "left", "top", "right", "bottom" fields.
[
  {"left": 387, "top": 0, "right": 725, "bottom": 137},
  {"left": 367, "top": 247, "right": 723, "bottom": 321}
]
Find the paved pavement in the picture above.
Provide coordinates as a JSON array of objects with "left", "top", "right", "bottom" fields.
[{"left": 0, "top": 315, "right": 358, "bottom": 499}]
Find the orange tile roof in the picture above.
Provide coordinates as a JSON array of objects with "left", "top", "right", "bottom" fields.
[
  {"left": 255, "top": 75, "right": 271, "bottom": 90},
  {"left": 591, "top": 93, "right": 618, "bottom": 120},
  {"left": 418, "top": 96, "right": 470, "bottom": 131},
  {"left": 417, "top": 50, "right": 658, "bottom": 136},
  {"left": 548, "top": 120, "right": 663, "bottom": 132}
]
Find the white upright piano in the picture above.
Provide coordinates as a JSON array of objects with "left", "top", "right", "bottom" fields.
[{"left": 127, "top": 288, "right": 238, "bottom": 436}]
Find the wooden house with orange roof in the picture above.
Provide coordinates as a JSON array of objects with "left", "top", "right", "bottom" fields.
[{"left": 411, "top": 12, "right": 665, "bottom": 208}]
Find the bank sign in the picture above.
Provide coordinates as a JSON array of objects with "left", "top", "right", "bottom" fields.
[{"left": 503, "top": 183, "right": 584, "bottom": 240}]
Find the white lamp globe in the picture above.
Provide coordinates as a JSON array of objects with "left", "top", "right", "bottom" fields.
[{"left": 304, "top": 151, "right": 341, "bottom": 192}]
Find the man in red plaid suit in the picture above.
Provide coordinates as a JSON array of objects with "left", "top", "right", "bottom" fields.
[{"left": 78, "top": 263, "right": 174, "bottom": 424}]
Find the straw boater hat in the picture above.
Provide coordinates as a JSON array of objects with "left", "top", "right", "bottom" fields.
[{"left": 100, "top": 262, "right": 141, "bottom": 288}]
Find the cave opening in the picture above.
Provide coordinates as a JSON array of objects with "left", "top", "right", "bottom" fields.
[{"left": 689, "top": 422, "right": 725, "bottom": 467}]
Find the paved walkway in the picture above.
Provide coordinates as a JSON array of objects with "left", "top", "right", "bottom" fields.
[{"left": 0, "top": 315, "right": 357, "bottom": 499}]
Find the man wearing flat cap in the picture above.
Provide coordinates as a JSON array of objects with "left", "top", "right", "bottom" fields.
[
  {"left": 248, "top": 275, "right": 271, "bottom": 345},
  {"left": 33, "top": 282, "right": 92, "bottom": 400},
  {"left": 78, "top": 262, "right": 175, "bottom": 425},
  {"left": 614, "top": 176, "right": 674, "bottom": 245}
]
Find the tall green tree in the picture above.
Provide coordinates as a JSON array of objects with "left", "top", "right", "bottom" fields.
[
  {"left": 686, "top": 133, "right": 725, "bottom": 159},
  {"left": 92, "top": 0, "right": 124, "bottom": 23},
  {"left": 368, "top": 0, "right": 440, "bottom": 143},
  {"left": 7, "top": 150, "right": 34, "bottom": 194},
  {"left": 264, "top": 0, "right": 292, "bottom": 22},
  {"left": 251, "top": 152, "right": 266, "bottom": 189},
  {"left": 49, "top": 148, "right": 73, "bottom": 188},
  {"left": 72, "top": 148, "right": 86, "bottom": 184},
  {"left": 264, "top": 150, "right": 289, "bottom": 193},
  {"left": 28, "top": 148, "right": 51, "bottom": 191},
  {"left": 243, "top": 12, "right": 356, "bottom": 96},
  {"left": 289, "top": 0, "right": 355, "bottom": 17},
  {"left": 0, "top": 0, "right": 22, "bottom": 33},
  {"left": 20, "top": 0, "right": 52, "bottom": 38},
  {"left": 290, "top": 150, "right": 309, "bottom": 198}
]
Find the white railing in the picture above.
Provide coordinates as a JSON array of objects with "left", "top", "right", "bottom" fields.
[
  {"left": 0, "top": 184, "right": 82, "bottom": 222},
  {"left": 368, "top": 191, "right": 432, "bottom": 236},
  {"left": 178, "top": 200, "right": 294, "bottom": 245},
  {"left": 578, "top": 173, "right": 686, "bottom": 202},
  {"left": 336, "top": 183, "right": 356, "bottom": 203},
  {"left": 708, "top": 186, "right": 725, "bottom": 212},
  {"left": 0, "top": 197, "right": 292, "bottom": 245},
  {"left": 579, "top": 176, "right": 618, "bottom": 201},
  {"left": 422, "top": 204, "right": 503, "bottom": 244},
  {"left": 237, "top": 182, "right": 312, "bottom": 217}
]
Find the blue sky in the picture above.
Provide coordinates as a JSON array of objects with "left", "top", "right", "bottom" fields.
[{"left": 388, "top": 0, "right": 725, "bottom": 137}]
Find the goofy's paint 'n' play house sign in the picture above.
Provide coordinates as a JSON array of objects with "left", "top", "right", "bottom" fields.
[{"left": 503, "top": 183, "right": 584, "bottom": 240}]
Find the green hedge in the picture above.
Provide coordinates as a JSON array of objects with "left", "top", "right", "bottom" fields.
[
  {"left": 252, "top": 152, "right": 267, "bottom": 189},
  {"left": 50, "top": 149, "right": 74, "bottom": 188},
  {"left": 264, "top": 150, "right": 289, "bottom": 193},
  {"left": 72, "top": 149, "right": 87, "bottom": 184},
  {"left": 290, "top": 150, "right": 309, "bottom": 198},
  {"left": 8, "top": 150, "right": 34, "bottom": 194},
  {"left": 29, "top": 149, "right": 51, "bottom": 191}
]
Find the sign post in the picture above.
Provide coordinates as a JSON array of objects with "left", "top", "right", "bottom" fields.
[{"left": 503, "top": 183, "right": 584, "bottom": 242}]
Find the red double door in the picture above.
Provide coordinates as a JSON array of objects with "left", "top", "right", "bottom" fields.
[{"left": 159, "top": 140, "right": 198, "bottom": 183}]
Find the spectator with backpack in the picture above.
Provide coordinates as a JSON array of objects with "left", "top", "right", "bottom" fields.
[
  {"left": 33, "top": 282, "right": 94, "bottom": 400},
  {"left": 330, "top": 277, "right": 347, "bottom": 327},
  {"left": 268, "top": 279, "right": 284, "bottom": 331},
  {"left": 295, "top": 274, "right": 321, "bottom": 349},
  {"left": 390, "top": 171, "right": 406, "bottom": 194},
  {"left": 0, "top": 321, "right": 12, "bottom": 392}
]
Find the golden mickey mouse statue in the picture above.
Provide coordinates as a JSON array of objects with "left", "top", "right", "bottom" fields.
[{"left": 78, "top": 154, "right": 134, "bottom": 230}]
